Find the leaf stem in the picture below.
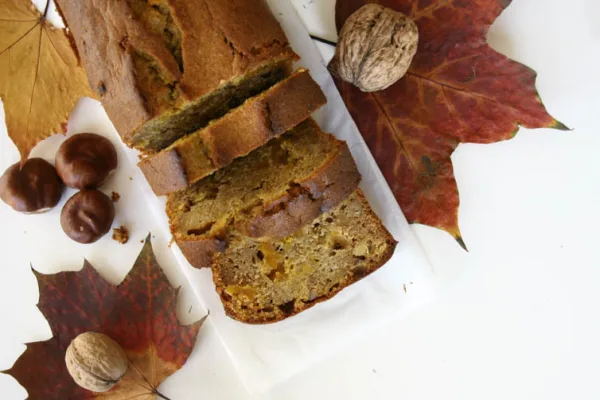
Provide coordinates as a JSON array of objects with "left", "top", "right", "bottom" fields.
[
  {"left": 43, "top": 0, "right": 51, "bottom": 18},
  {"left": 153, "top": 389, "right": 172, "bottom": 400},
  {"left": 309, "top": 35, "right": 337, "bottom": 47}
]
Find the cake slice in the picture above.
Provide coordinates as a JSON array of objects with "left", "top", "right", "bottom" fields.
[
  {"left": 139, "top": 69, "right": 327, "bottom": 195},
  {"left": 168, "top": 119, "right": 361, "bottom": 269},
  {"left": 212, "top": 189, "right": 397, "bottom": 324},
  {"left": 56, "top": 0, "right": 298, "bottom": 152}
]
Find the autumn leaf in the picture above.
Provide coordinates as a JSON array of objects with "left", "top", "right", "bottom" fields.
[
  {"left": 332, "top": 0, "right": 567, "bottom": 248},
  {"left": 0, "top": 0, "right": 93, "bottom": 162},
  {"left": 3, "top": 236, "right": 206, "bottom": 399}
]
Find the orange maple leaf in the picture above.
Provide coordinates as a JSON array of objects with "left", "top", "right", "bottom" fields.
[{"left": 0, "top": 0, "right": 93, "bottom": 162}]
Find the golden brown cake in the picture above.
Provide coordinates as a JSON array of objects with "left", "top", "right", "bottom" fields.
[
  {"left": 139, "top": 69, "right": 326, "bottom": 195},
  {"left": 56, "top": 0, "right": 298, "bottom": 152},
  {"left": 213, "top": 189, "right": 397, "bottom": 324},
  {"left": 167, "top": 119, "right": 361, "bottom": 269}
]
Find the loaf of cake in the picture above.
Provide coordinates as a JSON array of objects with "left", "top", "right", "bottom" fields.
[
  {"left": 167, "top": 119, "right": 361, "bottom": 269},
  {"left": 58, "top": 0, "right": 398, "bottom": 324},
  {"left": 212, "top": 189, "right": 397, "bottom": 323},
  {"left": 56, "top": 0, "right": 298, "bottom": 152},
  {"left": 139, "top": 69, "right": 327, "bottom": 195}
]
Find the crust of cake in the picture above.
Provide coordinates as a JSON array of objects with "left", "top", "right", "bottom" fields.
[
  {"left": 56, "top": 0, "right": 298, "bottom": 151},
  {"left": 139, "top": 69, "right": 326, "bottom": 195}
]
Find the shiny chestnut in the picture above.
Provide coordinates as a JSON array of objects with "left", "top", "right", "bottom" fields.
[
  {"left": 56, "top": 133, "right": 118, "bottom": 189},
  {"left": 61, "top": 190, "right": 115, "bottom": 244},
  {"left": 0, "top": 158, "right": 64, "bottom": 213}
]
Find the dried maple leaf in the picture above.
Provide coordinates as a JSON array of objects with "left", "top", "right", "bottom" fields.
[
  {"left": 333, "top": 0, "right": 567, "bottom": 248},
  {"left": 0, "top": 0, "right": 93, "bottom": 162},
  {"left": 3, "top": 236, "right": 206, "bottom": 399}
]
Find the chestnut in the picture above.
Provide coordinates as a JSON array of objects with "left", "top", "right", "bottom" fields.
[
  {"left": 56, "top": 133, "right": 118, "bottom": 189},
  {"left": 0, "top": 158, "right": 64, "bottom": 213},
  {"left": 61, "top": 190, "right": 115, "bottom": 244}
]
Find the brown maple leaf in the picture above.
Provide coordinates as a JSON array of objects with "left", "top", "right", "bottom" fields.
[
  {"left": 3, "top": 236, "right": 206, "bottom": 399},
  {"left": 0, "top": 0, "right": 93, "bottom": 162},
  {"left": 333, "top": 0, "right": 567, "bottom": 249}
]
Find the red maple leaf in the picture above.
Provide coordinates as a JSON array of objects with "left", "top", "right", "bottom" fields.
[
  {"left": 333, "top": 0, "right": 567, "bottom": 248},
  {"left": 3, "top": 236, "right": 206, "bottom": 399}
]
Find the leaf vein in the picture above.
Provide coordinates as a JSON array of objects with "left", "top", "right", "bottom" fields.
[
  {"left": 370, "top": 91, "right": 418, "bottom": 172},
  {"left": 425, "top": 53, "right": 480, "bottom": 79},
  {"left": 0, "top": 18, "right": 38, "bottom": 22},
  {"left": 41, "top": 280, "right": 99, "bottom": 335},
  {"left": 408, "top": 71, "right": 528, "bottom": 115},
  {"left": 127, "top": 357, "right": 154, "bottom": 390},
  {"left": 26, "top": 19, "right": 44, "bottom": 139},
  {"left": 440, "top": 86, "right": 468, "bottom": 133},
  {"left": 0, "top": 20, "right": 40, "bottom": 56},
  {"left": 43, "top": 23, "right": 77, "bottom": 74},
  {"left": 413, "top": 0, "right": 453, "bottom": 20}
]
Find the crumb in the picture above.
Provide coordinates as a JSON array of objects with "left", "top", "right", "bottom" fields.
[
  {"left": 111, "top": 191, "right": 121, "bottom": 202},
  {"left": 140, "top": 239, "right": 145, "bottom": 243},
  {"left": 129, "top": 177, "right": 133, "bottom": 181},
  {"left": 403, "top": 284, "right": 407, "bottom": 294},
  {"left": 112, "top": 226, "right": 129, "bottom": 244}
]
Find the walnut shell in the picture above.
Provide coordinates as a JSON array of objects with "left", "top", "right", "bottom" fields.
[
  {"left": 65, "top": 332, "right": 129, "bottom": 393},
  {"left": 332, "top": 4, "right": 419, "bottom": 92}
]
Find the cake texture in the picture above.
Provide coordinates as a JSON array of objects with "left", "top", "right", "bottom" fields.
[
  {"left": 167, "top": 119, "right": 361, "bottom": 269},
  {"left": 139, "top": 69, "right": 326, "bottom": 195},
  {"left": 56, "top": 0, "right": 298, "bottom": 152},
  {"left": 213, "top": 189, "right": 397, "bottom": 324}
]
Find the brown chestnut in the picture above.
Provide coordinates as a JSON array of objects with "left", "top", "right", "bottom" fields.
[
  {"left": 61, "top": 190, "right": 115, "bottom": 244},
  {"left": 56, "top": 133, "right": 118, "bottom": 189},
  {"left": 0, "top": 158, "right": 64, "bottom": 213}
]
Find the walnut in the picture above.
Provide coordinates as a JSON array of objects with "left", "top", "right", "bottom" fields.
[
  {"left": 65, "top": 332, "right": 129, "bottom": 393},
  {"left": 331, "top": 4, "right": 419, "bottom": 92}
]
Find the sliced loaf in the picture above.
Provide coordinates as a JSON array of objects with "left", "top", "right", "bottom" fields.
[
  {"left": 212, "top": 189, "right": 397, "bottom": 324},
  {"left": 56, "top": 0, "right": 298, "bottom": 152},
  {"left": 139, "top": 69, "right": 327, "bottom": 195},
  {"left": 168, "top": 119, "right": 361, "bottom": 269}
]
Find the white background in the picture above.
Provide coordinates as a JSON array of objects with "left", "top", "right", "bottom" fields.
[{"left": 1, "top": 0, "right": 600, "bottom": 399}]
